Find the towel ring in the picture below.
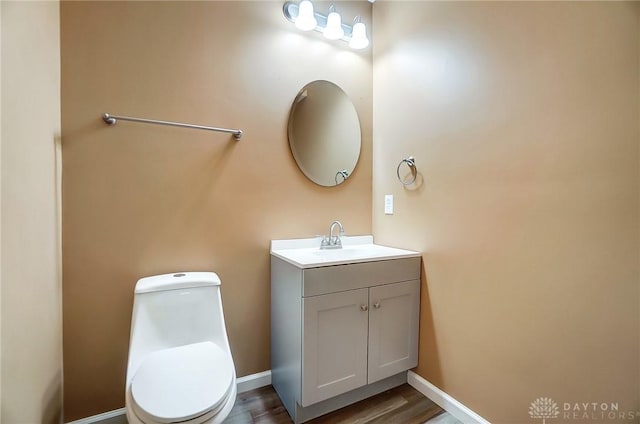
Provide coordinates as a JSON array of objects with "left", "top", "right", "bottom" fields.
[
  {"left": 335, "top": 170, "right": 349, "bottom": 185},
  {"left": 397, "top": 157, "right": 417, "bottom": 186}
]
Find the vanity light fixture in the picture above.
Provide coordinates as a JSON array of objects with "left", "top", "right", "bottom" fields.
[
  {"left": 283, "top": 0, "right": 370, "bottom": 50},
  {"left": 323, "top": 6, "right": 344, "bottom": 40},
  {"left": 295, "top": 0, "right": 317, "bottom": 31},
  {"left": 349, "top": 17, "right": 369, "bottom": 49}
]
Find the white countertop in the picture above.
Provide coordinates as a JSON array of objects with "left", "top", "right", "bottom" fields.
[{"left": 270, "top": 235, "right": 421, "bottom": 269}]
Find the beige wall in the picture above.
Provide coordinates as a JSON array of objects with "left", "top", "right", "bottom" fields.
[
  {"left": 0, "top": 2, "right": 3, "bottom": 417},
  {"left": 60, "top": 1, "right": 372, "bottom": 420},
  {"left": 1, "top": 1, "right": 63, "bottom": 423},
  {"left": 373, "top": 2, "right": 639, "bottom": 423},
  {"left": 0, "top": 2, "right": 3, "bottom": 418}
]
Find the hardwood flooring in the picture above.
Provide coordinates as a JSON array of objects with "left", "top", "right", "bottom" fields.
[
  {"left": 224, "top": 385, "right": 291, "bottom": 423},
  {"left": 224, "top": 384, "right": 447, "bottom": 424}
]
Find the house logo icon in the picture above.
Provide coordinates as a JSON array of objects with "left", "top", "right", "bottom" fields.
[{"left": 529, "top": 397, "right": 560, "bottom": 424}]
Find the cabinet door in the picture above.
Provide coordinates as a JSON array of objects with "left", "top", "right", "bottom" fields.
[
  {"left": 302, "top": 288, "right": 369, "bottom": 406},
  {"left": 368, "top": 280, "right": 420, "bottom": 384}
]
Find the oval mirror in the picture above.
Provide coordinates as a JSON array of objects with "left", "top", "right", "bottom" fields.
[{"left": 287, "top": 80, "right": 362, "bottom": 186}]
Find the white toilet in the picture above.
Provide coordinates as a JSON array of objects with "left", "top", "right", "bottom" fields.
[{"left": 125, "top": 272, "right": 237, "bottom": 424}]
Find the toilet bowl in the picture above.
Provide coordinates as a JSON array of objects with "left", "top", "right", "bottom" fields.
[{"left": 125, "top": 272, "right": 237, "bottom": 424}]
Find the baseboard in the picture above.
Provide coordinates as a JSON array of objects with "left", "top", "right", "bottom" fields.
[
  {"left": 237, "top": 369, "right": 272, "bottom": 393},
  {"left": 407, "top": 370, "right": 491, "bottom": 424},
  {"left": 66, "top": 370, "right": 272, "bottom": 424},
  {"left": 65, "top": 408, "right": 127, "bottom": 424}
]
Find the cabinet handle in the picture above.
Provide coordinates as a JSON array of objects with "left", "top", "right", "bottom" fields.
[
  {"left": 360, "top": 304, "right": 368, "bottom": 311},
  {"left": 373, "top": 302, "right": 381, "bottom": 309}
]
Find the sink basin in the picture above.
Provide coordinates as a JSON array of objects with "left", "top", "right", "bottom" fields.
[{"left": 271, "top": 236, "right": 420, "bottom": 268}]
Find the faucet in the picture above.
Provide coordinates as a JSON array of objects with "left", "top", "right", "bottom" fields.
[{"left": 320, "top": 220, "right": 344, "bottom": 249}]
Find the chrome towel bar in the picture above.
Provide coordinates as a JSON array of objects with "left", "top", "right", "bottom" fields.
[{"left": 102, "top": 113, "right": 243, "bottom": 140}]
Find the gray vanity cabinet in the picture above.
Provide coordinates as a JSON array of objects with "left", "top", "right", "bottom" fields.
[{"left": 271, "top": 255, "right": 421, "bottom": 423}]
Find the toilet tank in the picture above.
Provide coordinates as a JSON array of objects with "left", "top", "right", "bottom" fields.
[{"left": 127, "top": 272, "right": 231, "bottom": 373}]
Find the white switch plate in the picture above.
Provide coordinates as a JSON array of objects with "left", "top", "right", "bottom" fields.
[{"left": 384, "top": 194, "right": 394, "bottom": 215}]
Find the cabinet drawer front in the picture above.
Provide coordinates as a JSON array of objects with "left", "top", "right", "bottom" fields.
[
  {"left": 303, "top": 257, "right": 421, "bottom": 297},
  {"left": 301, "top": 289, "right": 369, "bottom": 406}
]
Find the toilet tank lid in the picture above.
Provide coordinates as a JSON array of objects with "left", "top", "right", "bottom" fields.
[{"left": 135, "top": 272, "right": 221, "bottom": 294}]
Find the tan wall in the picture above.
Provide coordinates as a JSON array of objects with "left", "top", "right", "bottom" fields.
[
  {"left": 373, "top": 2, "right": 639, "bottom": 423},
  {"left": 1, "top": 1, "right": 63, "bottom": 423},
  {"left": 1, "top": 3, "right": 4, "bottom": 418},
  {"left": 0, "top": 2, "right": 3, "bottom": 418},
  {"left": 60, "top": 1, "right": 372, "bottom": 420}
]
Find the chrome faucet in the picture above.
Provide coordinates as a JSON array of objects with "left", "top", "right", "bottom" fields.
[{"left": 321, "top": 220, "right": 344, "bottom": 249}]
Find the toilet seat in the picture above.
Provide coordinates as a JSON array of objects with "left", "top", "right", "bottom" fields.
[{"left": 131, "top": 341, "right": 234, "bottom": 424}]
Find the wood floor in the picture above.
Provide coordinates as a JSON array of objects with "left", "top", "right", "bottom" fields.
[{"left": 224, "top": 384, "right": 446, "bottom": 424}]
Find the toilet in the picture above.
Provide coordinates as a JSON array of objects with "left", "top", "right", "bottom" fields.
[{"left": 125, "top": 272, "right": 237, "bottom": 424}]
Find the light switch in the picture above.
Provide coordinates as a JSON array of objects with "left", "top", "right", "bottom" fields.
[{"left": 384, "top": 194, "right": 394, "bottom": 215}]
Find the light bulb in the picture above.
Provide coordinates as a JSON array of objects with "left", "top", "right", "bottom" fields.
[
  {"left": 295, "top": 0, "right": 317, "bottom": 31},
  {"left": 323, "top": 9, "right": 344, "bottom": 40},
  {"left": 349, "top": 21, "right": 369, "bottom": 49}
]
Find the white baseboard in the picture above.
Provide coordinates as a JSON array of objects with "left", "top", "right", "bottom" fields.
[
  {"left": 66, "top": 370, "right": 272, "bottom": 424},
  {"left": 237, "top": 369, "right": 272, "bottom": 393},
  {"left": 65, "top": 408, "right": 127, "bottom": 424},
  {"left": 407, "top": 370, "right": 491, "bottom": 424}
]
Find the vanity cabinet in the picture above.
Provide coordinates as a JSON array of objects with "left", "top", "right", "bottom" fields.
[{"left": 271, "top": 254, "right": 421, "bottom": 423}]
